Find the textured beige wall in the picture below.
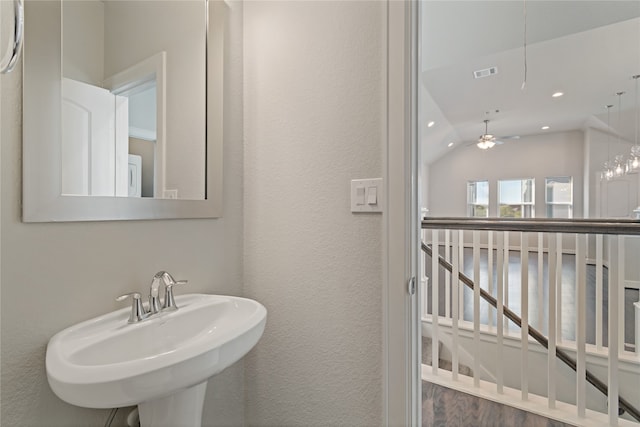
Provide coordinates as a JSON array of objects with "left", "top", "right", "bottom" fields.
[
  {"left": 243, "top": 2, "right": 385, "bottom": 426},
  {"left": 3, "top": 1, "right": 388, "bottom": 425},
  {"left": 62, "top": 0, "right": 105, "bottom": 86},
  {"left": 0, "top": 2, "right": 245, "bottom": 426}
]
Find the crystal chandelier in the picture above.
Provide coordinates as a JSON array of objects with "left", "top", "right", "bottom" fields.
[
  {"left": 602, "top": 105, "right": 614, "bottom": 181},
  {"left": 613, "top": 92, "right": 626, "bottom": 178},
  {"left": 627, "top": 75, "right": 640, "bottom": 174},
  {"left": 601, "top": 76, "right": 640, "bottom": 180}
]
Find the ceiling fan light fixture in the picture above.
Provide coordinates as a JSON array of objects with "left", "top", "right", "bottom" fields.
[{"left": 477, "top": 119, "right": 497, "bottom": 149}]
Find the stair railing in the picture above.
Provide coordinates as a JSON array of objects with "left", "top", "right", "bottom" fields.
[{"left": 421, "top": 217, "right": 640, "bottom": 424}]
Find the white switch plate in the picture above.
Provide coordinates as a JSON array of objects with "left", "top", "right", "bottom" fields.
[{"left": 351, "top": 178, "right": 383, "bottom": 213}]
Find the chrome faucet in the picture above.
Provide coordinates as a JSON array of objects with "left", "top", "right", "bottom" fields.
[
  {"left": 149, "top": 271, "right": 166, "bottom": 314},
  {"left": 116, "top": 271, "right": 188, "bottom": 323},
  {"left": 116, "top": 292, "right": 149, "bottom": 323},
  {"left": 150, "top": 271, "right": 188, "bottom": 312}
]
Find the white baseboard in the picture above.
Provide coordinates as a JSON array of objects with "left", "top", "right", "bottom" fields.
[
  {"left": 625, "top": 280, "right": 640, "bottom": 290},
  {"left": 421, "top": 366, "right": 639, "bottom": 427}
]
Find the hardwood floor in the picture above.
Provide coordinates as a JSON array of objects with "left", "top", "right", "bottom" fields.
[{"left": 425, "top": 248, "right": 639, "bottom": 347}]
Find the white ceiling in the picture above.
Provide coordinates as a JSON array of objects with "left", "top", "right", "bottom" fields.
[{"left": 420, "top": 1, "right": 640, "bottom": 164}]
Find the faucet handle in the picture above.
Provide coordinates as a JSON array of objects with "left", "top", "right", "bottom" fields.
[
  {"left": 116, "top": 292, "right": 149, "bottom": 323},
  {"left": 163, "top": 280, "right": 188, "bottom": 311}
]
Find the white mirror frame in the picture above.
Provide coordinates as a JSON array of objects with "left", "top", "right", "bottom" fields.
[{"left": 23, "top": 0, "right": 223, "bottom": 222}]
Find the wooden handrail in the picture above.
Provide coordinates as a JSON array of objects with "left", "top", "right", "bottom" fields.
[{"left": 422, "top": 217, "right": 640, "bottom": 236}]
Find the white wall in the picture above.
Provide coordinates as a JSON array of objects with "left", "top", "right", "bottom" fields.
[
  {"left": 62, "top": 0, "right": 105, "bottom": 86},
  {"left": 3, "top": 2, "right": 389, "bottom": 425},
  {"left": 427, "top": 130, "right": 585, "bottom": 218},
  {"left": 0, "top": 2, "right": 245, "bottom": 426},
  {"left": 243, "top": 2, "right": 385, "bottom": 425}
]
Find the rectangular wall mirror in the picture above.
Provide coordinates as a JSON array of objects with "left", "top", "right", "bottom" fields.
[{"left": 23, "top": 0, "right": 224, "bottom": 222}]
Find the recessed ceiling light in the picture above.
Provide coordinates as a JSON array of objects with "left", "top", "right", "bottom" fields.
[
  {"left": 541, "top": 126, "right": 550, "bottom": 130},
  {"left": 427, "top": 121, "right": 435, "bottom": 128},
  {"left": 447, "top": 142, "right": 454, "bottom": 147},
  {"left": 552, "top": 92, "right": 564, "bottom": 98}
]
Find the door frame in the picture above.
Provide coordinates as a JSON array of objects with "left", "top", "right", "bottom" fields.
[{"left": 385, "top": 1, "right": 420, "bottom": 426}]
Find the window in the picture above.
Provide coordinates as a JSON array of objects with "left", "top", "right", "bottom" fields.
[
  {"left": 545, "top": 176, "right": 573, "bottom": 218},
  {"left": 467, "top": 180, "right": 489, "bottom": 217},
  {"left": 498, "top": 178, "right": 535, "bottom": 218}
]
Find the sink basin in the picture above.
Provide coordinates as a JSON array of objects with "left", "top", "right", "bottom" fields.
[{"left": 46, "top": 294, "right": 266, "bottom": 426}]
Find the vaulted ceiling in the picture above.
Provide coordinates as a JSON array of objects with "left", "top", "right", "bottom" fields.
[{"left": 421, "top": 1, "right": 640, "bottom": 164}]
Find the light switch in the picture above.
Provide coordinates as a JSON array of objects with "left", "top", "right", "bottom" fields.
[
  {"left": 351, "top": 178, "right": 383, "bottom": 213},
  {"left": 356, "top": 187, "right": 366, "bottom": 205},
  {"left": 367, "top": 187, "right": 377, "bottom": 205}
]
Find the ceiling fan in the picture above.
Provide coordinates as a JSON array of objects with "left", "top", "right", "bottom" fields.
[
  {"left": 476, "top": 119, "right": 519, "bottom": 149},
  {"left": 477, "top": 119, "right": 498, "bottom": 149}
]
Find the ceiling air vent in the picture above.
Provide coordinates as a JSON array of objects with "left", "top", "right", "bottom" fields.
[{"left": 473, "top": 67, "right": 498, "bottom": 79}]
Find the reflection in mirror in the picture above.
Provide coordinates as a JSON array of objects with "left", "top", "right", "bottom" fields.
[
  {"left": 420, "top": 1, "right": 640, "bottom": 220},
  {"left": 23, "top": 0, "right": 223, "bottom": 221},
  {"left": 61, "top": 0, "right": 206, "bottom": 200}
]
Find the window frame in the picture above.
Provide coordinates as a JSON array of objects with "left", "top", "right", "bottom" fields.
[
  {"left": 498, "top": 178, "right": 536, "bottom": 218},
  {"left": 466, "top": 180, "right": 489, "bottom": 218},
  {"left": 545, "top": 176, "right": 573, "bottom": 218}
]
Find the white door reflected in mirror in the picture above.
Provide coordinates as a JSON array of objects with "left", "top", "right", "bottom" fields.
[{"left": 62, "top": 78, "right": 129, "bottom": 197}]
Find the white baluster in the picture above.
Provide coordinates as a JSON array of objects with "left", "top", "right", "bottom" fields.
[
  {"left": 576, "top": 234, "right": 586, "bottom": 418},
  {"left": 538, "top": 232, "right": 544, "bottom": 331},
  {"left": 608, "top": 235, "right": 619, "bottom": 426},
  {"left": 459, "top": 230, "right": 465, "bottom": 323},
  {"left": 421, "top": 230, "right": 428, "bottom": 320},
  {"left": 473, "top": 230, "right": 481, "bottom": 387},
  {"left": 445, "top": 230, "right": 451, "bottom": 319},
  {"left": 596, "top": 234, "right": 603, "bottom": 350},
  {"left": 548, "top": 233, "right": 557, "bottom": 409},
  {"left": 618, "top": 236, "right": 625, "bottom": 355},
  {"left": 504, "top": 231, "right": 510, "bottom": 334},
  {"left": 431, "top": 230, "right": 439, "bottom": 375},
  {"left": 556, "top": 234, "right": 563, "bottom": 342},
  {"left": 635, "top": 301, "right": 640, "bottom": 356},
  {"left": 452, "top": 231, "right": 460, "bottom": 381},
  {"left": 521, "top": 232, "right": 529, "bottom": 400},
  {"left": 496, "top": 231, "right": 504, "bottom": 394},
  {"left": 422, "top": 277, "right": 429, "bottom": 320},
  {"left": 488, "top": 231, "right": 494, "bottom": 330}
]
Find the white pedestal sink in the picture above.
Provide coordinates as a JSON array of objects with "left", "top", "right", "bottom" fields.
[{"left": 46, "top": 294, "right": 267, "bottom": 427}]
